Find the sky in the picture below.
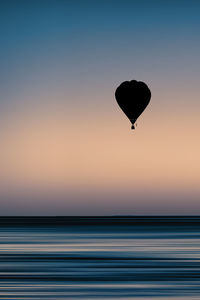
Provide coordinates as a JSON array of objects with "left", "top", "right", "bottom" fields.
[{"left": 0, "top": 0, "right": 200, "bottom": 215}]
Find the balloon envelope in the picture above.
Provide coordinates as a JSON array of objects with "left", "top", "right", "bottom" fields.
[{"left": 115, "top": 80, "right": 151, "bottom": 129}]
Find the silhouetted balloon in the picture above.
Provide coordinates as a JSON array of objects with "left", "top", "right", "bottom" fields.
[{"left": 115, "top": 80, "right": 151, "bottom": 129}]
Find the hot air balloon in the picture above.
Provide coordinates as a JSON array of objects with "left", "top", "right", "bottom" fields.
[{"left": 115, "top": 80, "right": 151, "bottom": 129}]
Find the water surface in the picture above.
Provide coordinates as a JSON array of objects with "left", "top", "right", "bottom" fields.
[{"left": 0, "top": 216, "right": 200, "bottom": 299}]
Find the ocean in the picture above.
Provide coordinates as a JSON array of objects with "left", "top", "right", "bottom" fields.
[{"left": 0, "top": 216, "right": 200, "bottom": 299}]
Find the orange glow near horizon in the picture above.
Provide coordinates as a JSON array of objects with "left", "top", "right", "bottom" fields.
[{"left": 1, "top": 100, "right": 200, "bottom": 203}]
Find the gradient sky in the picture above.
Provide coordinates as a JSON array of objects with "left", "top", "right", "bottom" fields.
[{"left": 1, "top": 0, "right": 200, "bottom": 215}]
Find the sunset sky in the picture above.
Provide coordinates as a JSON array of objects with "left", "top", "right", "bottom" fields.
[{"left": 1, "top": 0, "right": 200, "bottom": 215}]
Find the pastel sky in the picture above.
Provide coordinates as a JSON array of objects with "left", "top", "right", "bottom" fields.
[{"left": 1, "top": 0, "right": 200, "bottom": 215}]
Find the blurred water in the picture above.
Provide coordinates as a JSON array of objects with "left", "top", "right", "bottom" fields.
[{"left": 0, "top": 217, "right": 200, "bottom": 299}]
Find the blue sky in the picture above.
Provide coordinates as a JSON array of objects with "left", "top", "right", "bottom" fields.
[{"left": 0, "top": 0, "right": 200, "bottom": 215}]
